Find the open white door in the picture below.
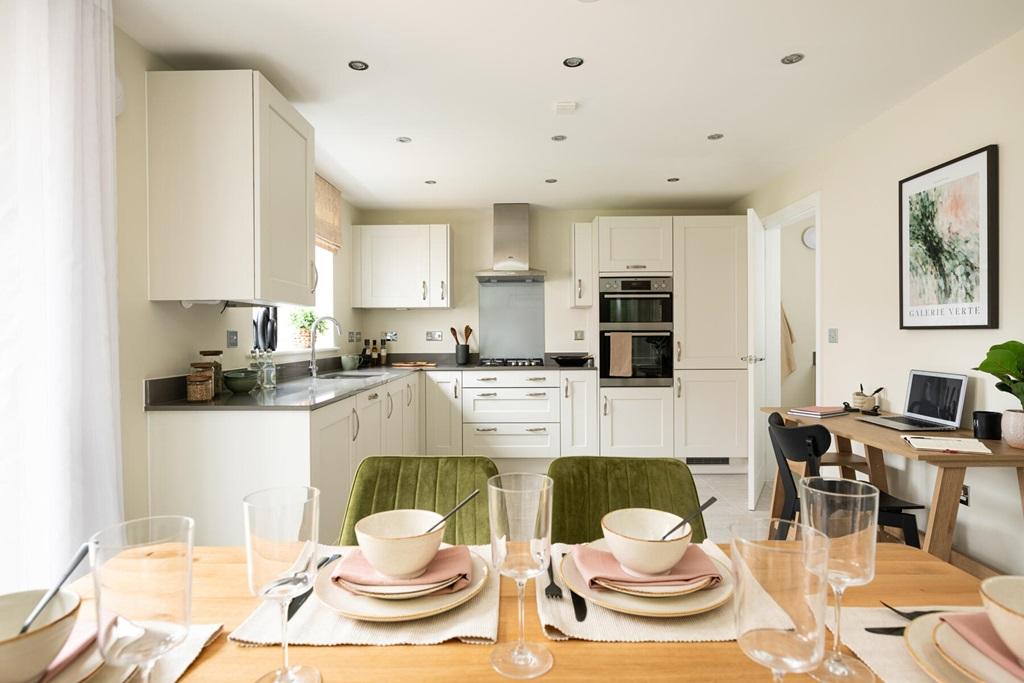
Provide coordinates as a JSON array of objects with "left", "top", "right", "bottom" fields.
[{"left": 746, "top": 209, "right": 769, "bottom": 510}]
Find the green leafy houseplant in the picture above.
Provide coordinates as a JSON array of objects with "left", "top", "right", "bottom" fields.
[
  {"left": 975, "top": 341, "right": 1024, "bottom": 410},
  {"left": 289, "top": 309, "right": 328, "bottom": 334}
]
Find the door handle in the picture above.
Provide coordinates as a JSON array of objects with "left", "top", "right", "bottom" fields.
[
  {"left": 740, "top": 355, "right": 766, "bottom": 364},
  {"left": 422, "top": 280, "right": 427, "bottom": 301},
  {"left": 351, "top": 408, "right": 359, "bottom": 442},
  {"left": 475, "top": 427, "right": 498, "bottom": 432},
  {"left": 564, "top": 378, "right": 569, "bottom": 398},
  {"left": 441, "top": 280, "right": 446, "bottom": 300},
  {"left": 526, "top": 427, "right": 547, "bottom": 433},
  {"left": 526, "top": 392, "right": 546, "bottom": 397},
  {"left": 454, "top": 379, "right": 459, "bottom": 399},
  {"left": 603, "top": 396, "right": 608, "bottom": 416},
  {"left": 386, "top": 393, "right": 393, "bottom": 419},
  {"left": 478, "top": 376, "right": 498, "bottom": 382},
  {"left": 626, "top": 264, "right": 647, "bottom": 269},
  {"left": 406, "top": 383, "right": 412, "bottom": 407},
  {"left": 676, "top": 341, "right": 681, "bottom": 362},
  {"left": 577, "top": 279, "right": 582, "bottom": 300},
  {"left": 367, "top": 392, "right": 379, "bottom": 401},
  {"left": 479, "top": 392, "right": 497, "bottom": 397},
  {"left": 526, "top": 377, "right": 545, "bottom": 382},
  {"left": 676, "top": 376, "right": 681, "bottom": 398},
  {"left": 311, "top": 261, "right": 319, "bottom": 293}
]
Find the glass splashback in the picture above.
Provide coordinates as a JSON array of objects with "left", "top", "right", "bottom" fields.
[{"left": 479, "top": 281, "right": 545, "bottom": 359}]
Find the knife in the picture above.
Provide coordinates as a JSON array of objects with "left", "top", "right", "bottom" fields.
[
  {"left": 563, "top": 553, "right": 588, "bottom": 622},
  {"left": 287, "top": 553, "right": 340, "bottom": 621},
  {"left": 864, "top": 626, "right": 905, "bottom": 636}
]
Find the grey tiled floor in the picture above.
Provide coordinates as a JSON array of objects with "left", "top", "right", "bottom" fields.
[{"left": 691, "top": 473, "right": 771, "bottom": 544}]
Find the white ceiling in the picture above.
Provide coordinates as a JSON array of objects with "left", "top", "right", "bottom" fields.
[{"left": 115, "top": 0, "right": 1024, "bottom": 210}]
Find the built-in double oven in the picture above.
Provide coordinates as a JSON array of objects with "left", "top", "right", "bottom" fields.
[{"left": 598, "top": 277, "right": 673, "bottom": 386}]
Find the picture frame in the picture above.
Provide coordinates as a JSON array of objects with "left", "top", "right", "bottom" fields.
[{"left": 898, "top": 144, "right": 998, "bottom": 329}]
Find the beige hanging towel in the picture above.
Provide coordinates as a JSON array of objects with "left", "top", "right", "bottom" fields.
[
  {"left": 609, "top": 333, "right": 634, "bottom": 377},
  {"left": 781, "top": 305, "right": 797, "bottom": 378}
]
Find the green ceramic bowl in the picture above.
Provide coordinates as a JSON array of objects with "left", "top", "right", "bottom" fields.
[{"left": 224, "top": 370, "right": 258, "bottom": 393}]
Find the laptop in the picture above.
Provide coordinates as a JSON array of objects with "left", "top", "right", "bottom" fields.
[{"left": 858, "top": 370, "right": 967, "bottom": 432}]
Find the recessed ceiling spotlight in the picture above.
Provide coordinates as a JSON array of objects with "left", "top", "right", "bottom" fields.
[
  {"left": 424, "top": 180, "right": 437, "bottom": 185},
  {"left": 348, "top": 60, "right": 369, "bottom": 71},
  {"left": 780, "top": 53, "right": 804, "bottom": 65},
  {"left": 395, "top": 136, "right": 412, "bottom": 143},
  {"left": 666, "top": 177, "right": 680, "bottom": 183},
  {"left": 707, "top": 133, "right": 725, "bottom": 140},
  {"left": 544, "top": 178, "right": 558, "bottom": 183},
  {"left": 562, "top": 57, "right": 584, "bottom": 68},
  {"left": 551, "top": 134, "right": 567, "bottom": 142}
]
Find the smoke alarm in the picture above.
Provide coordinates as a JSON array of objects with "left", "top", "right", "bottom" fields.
[{"left": 555, "top": 101, "right": 578, "bottom": 115}]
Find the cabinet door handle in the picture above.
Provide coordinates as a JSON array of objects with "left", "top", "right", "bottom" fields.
[
  {"left": 526, "top": 392, "right": 546, "bottom": 397},
  {"left": 564, "top": 378, "right": 570, "bottom": 398},
  {"left": 526, "top": 427, "right": 547, "bottom": 433},
  {"left": 478, "top": 376, "right": 498, "bottom": 382},
  {"left": 676, "top": 376, "right": 681, "bottom": 398},
  {"left": 406, "top": 383, "right": 413, "bottom": 407},
  {"left": 352, "top": 408, "right": 359, "bottom": 442},
  {"left": 311, "top": 261, "right": 319, "bottom": 293},
  {"left": 676, "top": 341, "right": 681, "bottom": 362},
  {"left": 479, "top": 392, "right": 497, "bottom": 397},
  {"left": 422, "top": 281, "right": 427, "bottom": 301},
  {"left": 603, "top": 396, "right": 608, "bottom": 416},
  {"left": 441, "top": 280, "right": 446, "bottom": 301},
  {"left": 475, "top": 427, "right": 497, "bottom": 432},
  {"left": 626, "top": 264, "right": 647, "bottom": 270},
  {"left": 386, "top": 393, "right": 393, "bottom": 418},
  {"left": 526, "top": 376, "right": 545, "bottom": 382},
  {"left": 577, "top": 279, "right": 582, "bottom": 300},
  {"left": 453, "top": 379, "right": 459, "bottom": 399}
]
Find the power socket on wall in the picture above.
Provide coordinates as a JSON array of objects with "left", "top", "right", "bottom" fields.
[{"left": 426, "top": 331, "right": 443, "bottom": 342}]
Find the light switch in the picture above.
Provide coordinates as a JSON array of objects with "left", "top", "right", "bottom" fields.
[
  {"left": 226, "top": 330, "right": 238, "bottom": 348},
  {"left": 827, "top": 328, "right": 839, "bottom": 344},
  {"left": 574, "top": 330, "right": 585, "bottom": 341}
]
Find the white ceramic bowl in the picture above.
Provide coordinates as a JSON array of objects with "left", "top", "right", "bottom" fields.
[
  {"left": 601, "top": 508, "right": 692, "bottom": 577},
  {"left": 0, "top": 588, "right": 81, "bottom": 683},
  {"left": 354, "top": 509, "right": 446, "bottom": 579},
  {"left": 981, "top": 575, "right": 1024, "bottom": 664}
]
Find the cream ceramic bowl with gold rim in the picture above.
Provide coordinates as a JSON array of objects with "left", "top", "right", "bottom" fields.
[
  {"left": 601, "top": 508, "right": 692, "bottom": 577},
  {"left": 0, "top": 588, "right": 80, "bottom": 683},
  {"left": 355, "top": 509, "right": 446, "bottom": 579},
  {"left": 981, "top": 575, "right": 1024, "bottom": 664}
]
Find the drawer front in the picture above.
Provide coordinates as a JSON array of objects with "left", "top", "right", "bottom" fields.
[
  {"left": 462, "top": 370, "right": 559, "bottom": 388},
  {"left": 462, "top": 388, "right": 560, "bottom": 423},
  {"left": 463, "top": 423, "right": 560, "bottom": 459}
]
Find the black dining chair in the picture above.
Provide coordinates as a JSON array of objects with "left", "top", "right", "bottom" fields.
[{"left": 767, "top": 412, "right": 924, "bottom": 548}]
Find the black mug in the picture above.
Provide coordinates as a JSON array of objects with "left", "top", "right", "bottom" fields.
[
  {"left": 455, "top": 344, "right": 469, "bottom": 366},
  {"left": 973, "top": 411, "right": 1002, "bottom": 440}
]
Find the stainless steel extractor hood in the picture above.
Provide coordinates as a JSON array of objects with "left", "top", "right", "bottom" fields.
[{"left": 475, "top": 203, "right": 546, "bottom": 282}]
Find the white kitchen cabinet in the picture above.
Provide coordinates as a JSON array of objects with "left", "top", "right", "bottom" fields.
[
  {"left": 147, "top": 70, "right": 314, "bottom": 305},
  {"left": 424, "top": 371, "right": 462, "bottom": 455},
  {"left": 673, "top": 370, "right": 748, "bottom": 469},
  {"left": 672, "top": 216, "right": 748, "bottom": 369},
  {"left": 597, "top": 216, "right": 673, "bottom": 274},
  {"left": 462, "top": 388, "right": 560, "bottom": 424},
  {"left": 310, "top": 396, "right": 357, "bottom": 543},
  {"left": 353, "top": 388, "right": 384, "bottom": 475},
  {"left": 401, "top": 372, "right": 422, "bottom": 454},
  {"left": 352, "top": 224, "right": 451, "bottom": 308},
  {"left": 599, "top": 387, "right": 674, "bottom": 457},
  {"left": 560, "top": 371, "right": 599, "bottom": 456},
  {"left": 382, "top": 379, "right": 405, "bottom": 455},
  {"left": 571, "top": 222, "right": 595, "bottom": 308},
  {"left": 462, "top": 423, "right": 560, "bottom": 462},
  {"left": 462, "top": 371, "right": 559, "bottom": 388}
]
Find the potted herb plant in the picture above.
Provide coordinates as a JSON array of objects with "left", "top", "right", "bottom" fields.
[
  {"left": 290, "top": 309, "right": 327, "bottom": 349},
  {"left": 975, "top": 341, "right": 1024, "bottom": 448}
]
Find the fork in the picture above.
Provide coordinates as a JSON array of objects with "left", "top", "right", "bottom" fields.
[
  {"left": 879, "top": 600, "right": 943, "bottom": 621},
  {"left": 544, "top": 557, "right": 564, "bottom": 600}
]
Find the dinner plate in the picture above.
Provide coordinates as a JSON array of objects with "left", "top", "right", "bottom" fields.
[
  {"left": 47, "top": 642, "right": 104, "bottom": 683},
  {"left": 559, "top": 539, "right": 733, "bottom": 618},
  {"left": 932, "top": 618, "right": 1019, "bottom": 683},
  {"left": 314, "top": 551, "right": 489, "bottom": 622},
  {"left": 335, "top": 574, "right": 462, "bottom": 601},
  {"left": 594, "top": 574, "right": 714, "bottom": 598},
  {"left": 903, "top": 613, "right": 973, "bottom": 683}
]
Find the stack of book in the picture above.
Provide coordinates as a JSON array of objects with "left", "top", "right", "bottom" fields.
[{"left": 787, "top": 406, "right": 847, "bottom": 419}]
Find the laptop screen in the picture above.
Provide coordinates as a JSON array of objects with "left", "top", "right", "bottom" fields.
[{"left": 904, "top": 371, "right": 967, "bottom": 425}]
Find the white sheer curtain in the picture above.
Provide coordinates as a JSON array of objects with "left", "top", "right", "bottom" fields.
[{"left": 0, "top": 0, "right": 123, "bottom": 591}]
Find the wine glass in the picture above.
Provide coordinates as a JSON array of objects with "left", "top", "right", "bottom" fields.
[
  {"left": 800, "top": 477, "right": 880, "bottom": 682},
  {"left": 730, "top": 518, "right": 831, "bottom": 682},
  {"left": 487, "top": 472, "right": 554, "bottom": 679},
  {"left": 88, "top": 516, "right": 194, "bottom": 683},
  {"left": 243, "top": 485, "right": 321, "bottom": 683}
]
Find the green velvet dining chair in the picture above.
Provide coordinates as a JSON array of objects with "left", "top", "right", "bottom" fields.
[
  {"left": 546, "top": 456, "right": 708, "bottom": 545},
  {"left": 338, "top": 456, "right": 499, "bottom": 546}
]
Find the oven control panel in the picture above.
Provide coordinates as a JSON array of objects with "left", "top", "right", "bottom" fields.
[{"left": 599, "top": 277, "right": 672, "bottom": 292}]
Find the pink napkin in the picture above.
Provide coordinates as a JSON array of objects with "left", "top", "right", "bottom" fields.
[
  {"left": 572, "top": 544, "right": 722, "bottom": 590},
  {"left": 941, "top": 612, "right": 1024, "bottom": 680},
  {"left": 41, "top": 620, "right": 97, "bottom": 682},
  {"left": 331, "top": 546, "right": 473, "bottom": 594}
]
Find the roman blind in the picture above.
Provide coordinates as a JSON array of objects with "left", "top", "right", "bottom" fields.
[{"left": 315, "top": 173, "right": 342, "bottom": 252}]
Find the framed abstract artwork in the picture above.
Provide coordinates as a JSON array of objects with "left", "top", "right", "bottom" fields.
[{"left": 899, "top": 145, "right": 998, "bottom": 329}]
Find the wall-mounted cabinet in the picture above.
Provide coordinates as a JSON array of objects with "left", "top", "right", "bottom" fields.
[
  {"left": 147, "top": 70, "right": 315, "bottom": 305},
  {"left": 352, "top": 224, "right": 451, "bottom": 308},
  {"left": 571, "top": 222, "right": 595, "bottom": 308},
  {"left": 598, "top": 216, "right": 673, "bottom": 274}
]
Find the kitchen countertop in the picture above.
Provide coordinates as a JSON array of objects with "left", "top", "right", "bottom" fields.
[{"left": 146, "top": 362, "right": 597, "bottom": 412}]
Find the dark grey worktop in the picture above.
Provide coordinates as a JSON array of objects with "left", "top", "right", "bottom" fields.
[{"left": 145, "top": 353, "right": 596, "bottom": 412}]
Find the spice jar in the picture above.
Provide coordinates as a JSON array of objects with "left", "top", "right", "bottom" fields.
[
  {"left": 186, "top": 372, "right": 214, "bottom": 402},
  {"left": 198, "top": 350, "right": 224, "bottom": 394}
]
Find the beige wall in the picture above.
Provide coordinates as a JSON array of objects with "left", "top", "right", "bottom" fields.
[
  {"left": 734, "top": 28, "right": 1024, "bottom": 573},
  {"left": 356, "top": 207, "right": 724, "bottom": 355},
  {"left": 115, "top": 29, "right": 361, "bottom": 518},
  {"left": 780, "top": 218, "right": 816, "bottom": 407}
]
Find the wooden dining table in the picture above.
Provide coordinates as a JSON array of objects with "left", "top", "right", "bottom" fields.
[
  {"left": 762, "top": 407, "right": 1024, "bottom": 563},
  {"left": 72, "top": 544, "right": 984, "bottom": 682}
]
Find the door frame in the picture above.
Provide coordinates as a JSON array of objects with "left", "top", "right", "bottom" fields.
[{"left": 761, "top": 192, "right": 823, "bottom": 405}]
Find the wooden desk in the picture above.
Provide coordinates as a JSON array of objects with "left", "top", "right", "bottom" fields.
[
  {"left": 72, "top": 545, "right": 982, "bottom": 682},
  {"left": 762, "top": 408, "right": 1024, "bottom": 561}
]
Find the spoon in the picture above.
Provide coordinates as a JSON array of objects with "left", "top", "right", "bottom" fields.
[
  {"left": 20, "top": 543, "right": 88, "bottom": 634},
  {"left": 450, "top": 327, "right": 461, "bottom": 345},
  {"left": 464, "top": 325, "right": 473, "bottom": 345},
  {"left": 660, "top": 497, "right": 718, "bottom": 541},
  {"left": 426, "top": 489, "right": 480, "bottom": 533}
]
